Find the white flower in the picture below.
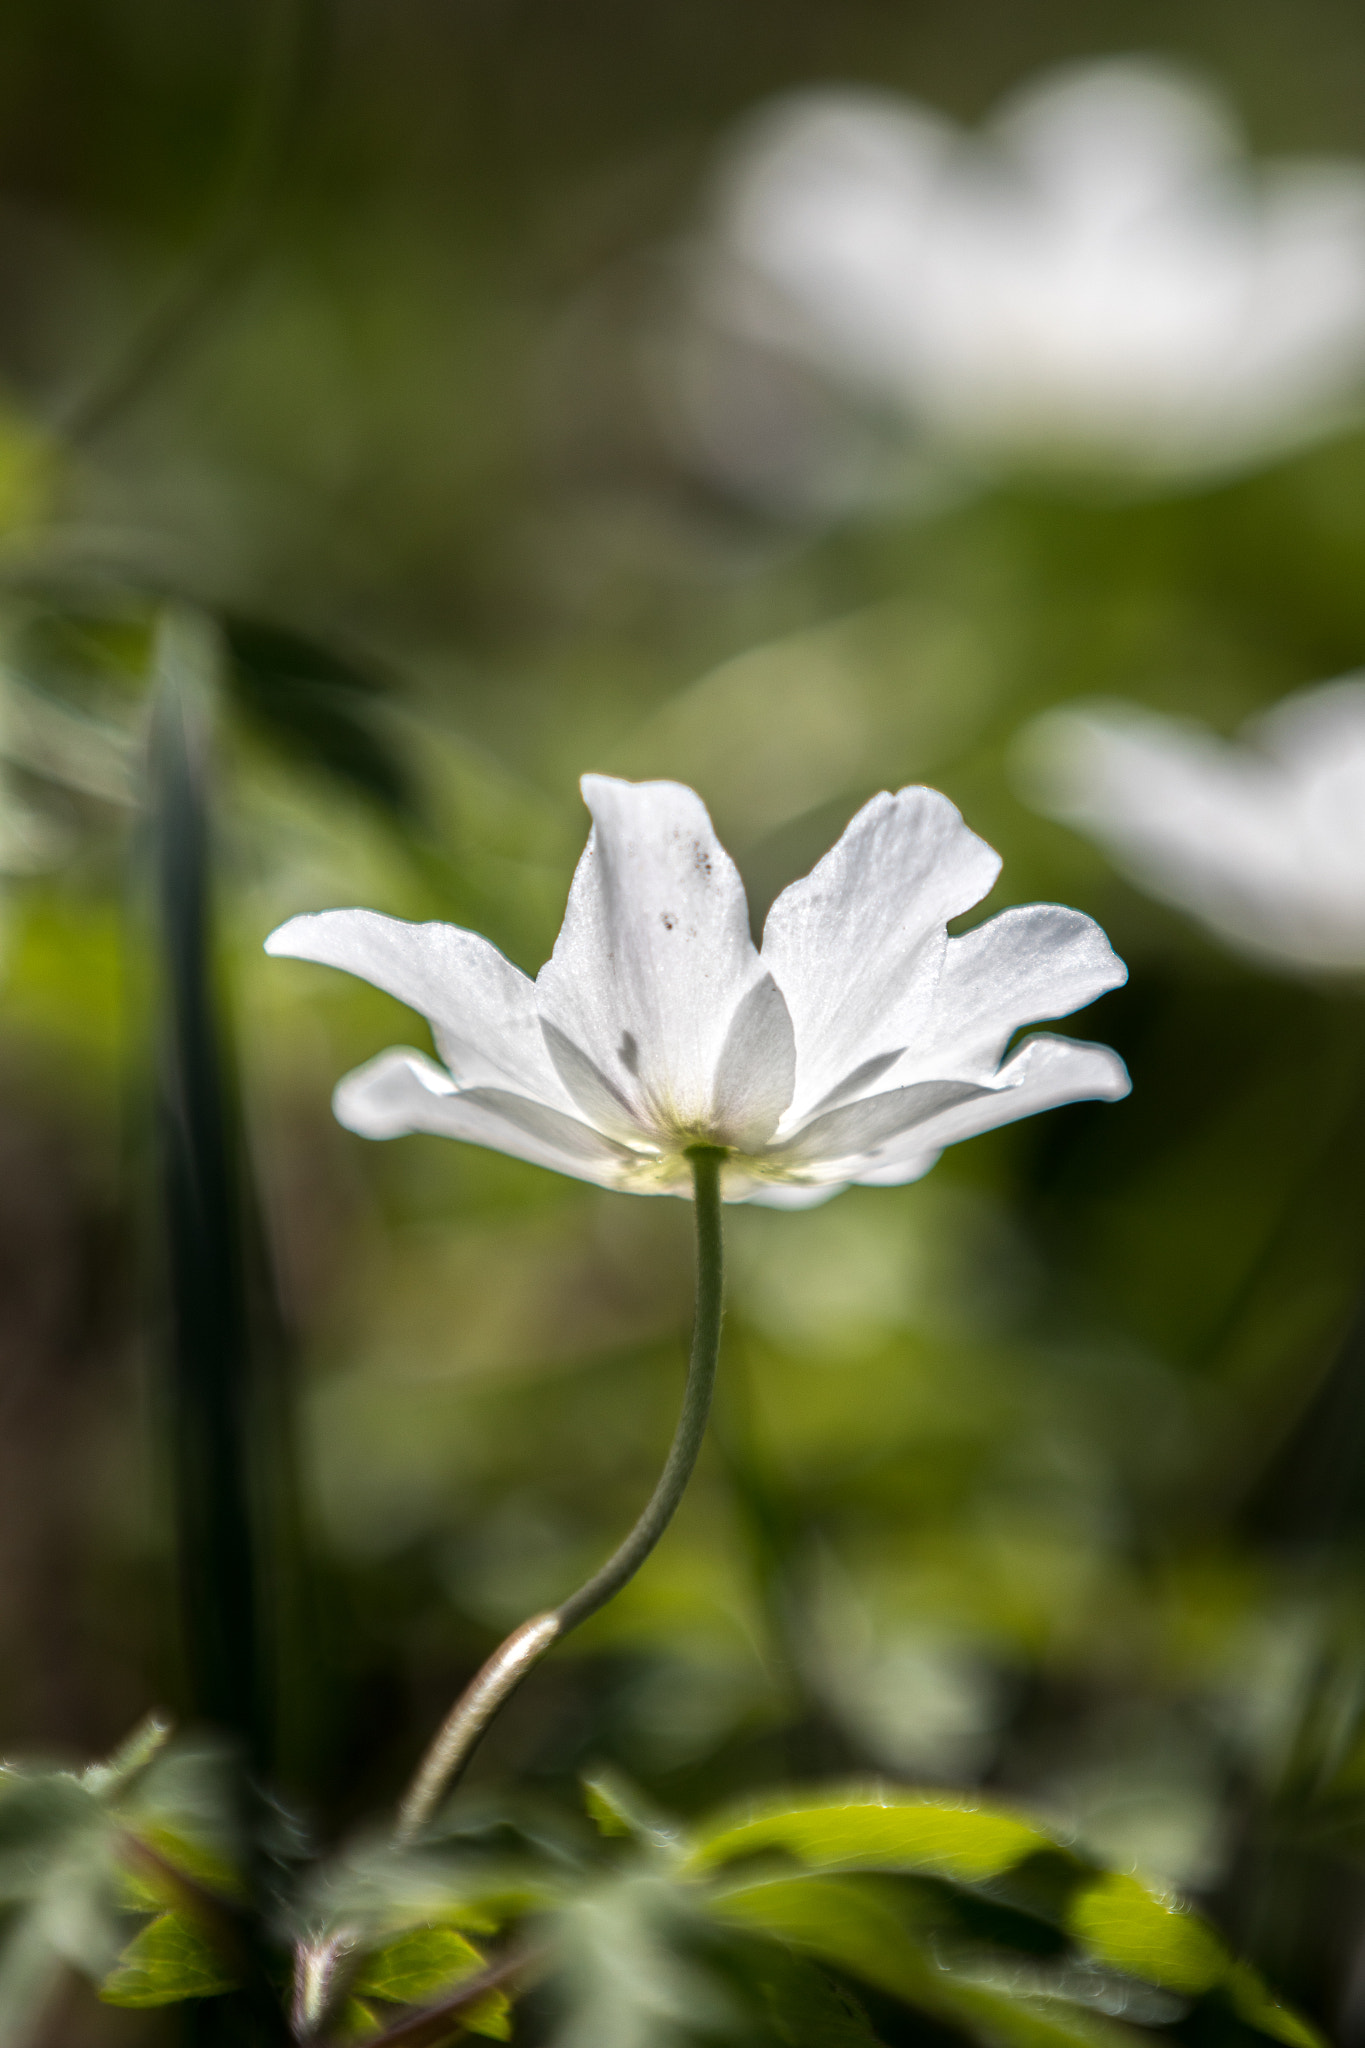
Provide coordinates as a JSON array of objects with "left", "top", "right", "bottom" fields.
[
  {"left": 266, "top": 777, "right": 1129, "bottom": 1205},
  {"left": 1018, "top": 680, "right": 1365, "bottom": 973},
  {"left": 688, "top": 59, "right": 1365, "bottom": 486}
]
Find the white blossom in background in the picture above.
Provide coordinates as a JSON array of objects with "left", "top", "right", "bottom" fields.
[
  {"left": 1018, "top": 680, "right": 1365, "bottom": 972},
  {"left": 680, "top": 58, "right": 1365, "bottom": 493},
  {"left": 266, "top": 775, "right": 1128, "bottom": 1206}
]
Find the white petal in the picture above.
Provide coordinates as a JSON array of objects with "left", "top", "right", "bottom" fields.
[
  {"left": 846, "top": 1032, "right": 1130, "bottom": 1183},
  {"left": 851, "top": 1149, "right": 943, "bottom": 1188},
  {"left": 266, "top": 910, "right": 570, "bottom": 1106},
  {"left": 761, "top": 787, "right": 1002, "bottom": 1120},
  {"left": 913, "top": 903, "right": 1127, "bottom": 1076},
  {"left": 773, "top": 1076, "right": 989, "bottom": 1167},
  {"left": 332, "top": 1047, "right": 637, "bottom": 1189},
  {"left": 1019, "top": 696, "right": 1365, "bottom": 970},
  {"left": 536, "top": 776, "right": 794, "bottom": 1139},
  {"left": 738, "top": 1178, "right": 848, "bottom": 1209},
  {"left": 711, "top": 973, "right": 798, "bottom": 1147}
]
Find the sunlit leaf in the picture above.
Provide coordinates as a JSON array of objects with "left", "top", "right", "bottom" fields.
[
  {"left": 98, "top": 1910, "right": 238, "bottom": 2007},
  {"left": 116, "top": 1739, "right": 248, "bottom": 1901},
  {"left": 353, "top": 1923, "right": 487, "bottom": 2003},
  {"left": 710, "top": 1874, "right": 1139, "bottom": 2048},
  {"left": 465, "top": 1989, "right": 514, "bottom": 2041},
  {"left": 350, "top": 1922, "right": 512, "bottom": 2041},
  {"left": 686, "top": 1788, "right": 1053, "bottom": 1882},
  {"left": 1063, "top": 1872, "right": 1227, "bottom": 1995}
]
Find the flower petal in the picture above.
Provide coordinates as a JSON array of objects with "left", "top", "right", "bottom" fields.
[
  {"left": 711, "top": 972, "right": 798, "bottom": 1146},
  {"left": 266, "top": 910, "right": 569, "bottom": 1105},
  {"left": 772, "top": 1076, "right": 990, "bottom": 1167},
  {"left": 911, "top": 903, "right": 1127, "bottom": 1077},
  {"left": 1021, "top": 695, "right": 1365, "bottom": 971},
  {"left": 738, "top": 1178, "right": 848, "bottom": 1209},
  {"left": 847, "top": 1032, "right": 1130, "bottom": 1185},
  {"left": 536, "top": 775, "right": 791, "bottom": 1137},
  {"left": 761, "top": 787, "right": 1002, "bottom": 1121},
  {"left": 332, "top": 1047, "right": 638, "bottom": 1189}
]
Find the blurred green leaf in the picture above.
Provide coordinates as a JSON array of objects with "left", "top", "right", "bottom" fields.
[
  {"left": 99, "top": 1909, "right": 238, "bottom": 2007},
  {"left": 584, "top": 1781, "right": 635, "bottom": 1839},
  {"left": 715, "top": 1936, "right": 887, "bottom": 2046},
  {"left": 351, "top": 1922, "right": 512, "bottom": 2041},
  {"left": 0, "top": 1771, "right": 104, "bottom": 1901},
  {"left": 710, "top": 1873, "right": 1136, "bottom": 2048},
  {"left": 1064, "top": 1872, "right": 1226, "bottom": 1995},
  {"left": 352, "top": 1922, "right": 484, "bottom": 2002},
  {"left": 686, "top": 1788, "right": 1053, "bottom": 1882},
  {"left": 114, "top": 1737, "right": 248, "bottom": 1903},
  {"left": 1226, "top": 1963, "right": 1330, "bottom": 2048},
  {"left": 583, "top": 1771, "right": 683, "bottom": 1850},
  {"left": 80, "top": 1715, "right": 173, "bottom": 1800},
  {"left": 552, "top": 1870, "right": 727, "bottom": 2048},
  {"left": 224, "top": 616, "right": 416, "bottom": 821}
]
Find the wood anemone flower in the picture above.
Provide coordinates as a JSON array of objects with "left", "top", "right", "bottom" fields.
[
  {"left": 266, "top": 775, "right": 1129, "bottom": 1205},
  {"left": 1021, "top": 678, "right": 1365, "bottom": 975},
  {"left": 698, "top": 61, "right": 1365, "bottom": 487}
]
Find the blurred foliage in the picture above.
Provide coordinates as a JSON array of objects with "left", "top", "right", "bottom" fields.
[
  {"left": 0, "top": 1730, "right": 1329, "bottom": 2048},
  {"left": 1, "top": 0, "right": 1365, "bottom": 2043}
]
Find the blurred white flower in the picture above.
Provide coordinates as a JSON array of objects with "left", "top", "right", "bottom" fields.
[
  {"left": 1018, "top": 679, "right": 1365, "bottom": 971},
  {"left": 267, "top": 774, "right": 1128, "bottom": 1205},
  {"left": 681, "top": 58, "right": 1365, "bottom": 491}
]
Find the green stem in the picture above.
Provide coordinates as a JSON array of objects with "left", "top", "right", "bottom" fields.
[
  {"left": 393, "top": 1146, "right": 726, "bottom": 1844},
  {"left": 152, "top": 611, "right": 262, "bottom": 1755}
]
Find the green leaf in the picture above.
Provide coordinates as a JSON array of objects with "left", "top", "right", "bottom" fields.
[
  {"left": 99, "top": 1910, "right": 238, "bottom": 2007},
  {"left": 1225, "top": 1963, "right": 1330, "bottom": 2048},
  {"left": 584, "top": 1781, "right": 633, "bottom": 1838},
  {"left": 0, "top": 1771, "right": 103, "bottom": 1902},
  {"left": 223, "top": 616, "right": 416, "bottom": 820},
  {"left": 710, "top": 1872, "right": 957, "bottom": 2005},
  {"left": 332, "top": 1996, "right": 383, "bottom": 2043},
  {"left": 351, "top": 1923, "right": 512, "bottom": 2040},
  {"left": 719, "top": 1937, "right": 886, "bottom": 2046},
  {"left": 353, "top": 1923, "right": 487, "bottom": 2004},
  {"left": 583, "top": 1771, "right": 684, "bottom": 1850},
  {"left": 1063, "top": 1873, "right": 1227, "bottom": 1995},
  {"left": 686, "top": 1789, "right": 1054, "bottom": 1883},
  {"left": 465, "top": 1989, "right": 514, "bottom": 2041},
  {"left": 711, "top": 1875, "right": 1139, "bottom": 2048}
]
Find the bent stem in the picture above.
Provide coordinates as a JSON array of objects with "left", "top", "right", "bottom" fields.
[{"left": 393, "top": 1145, "right": 726, "bottom": 1845}]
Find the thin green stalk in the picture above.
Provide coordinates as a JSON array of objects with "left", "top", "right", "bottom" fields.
[
  {"left": 153, "top": 611, "right": 295, "bottom": 2045},
  {"left": 153, "top": 610, "right": 262, "bottom": 1756},
  {"left": 393, "top": 1146, "right": 726, "bottom": 1845}
]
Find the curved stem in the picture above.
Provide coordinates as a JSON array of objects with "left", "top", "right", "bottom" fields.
[{"left": 393, "top": 1146, "right": 725, "bottom": 1845}]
